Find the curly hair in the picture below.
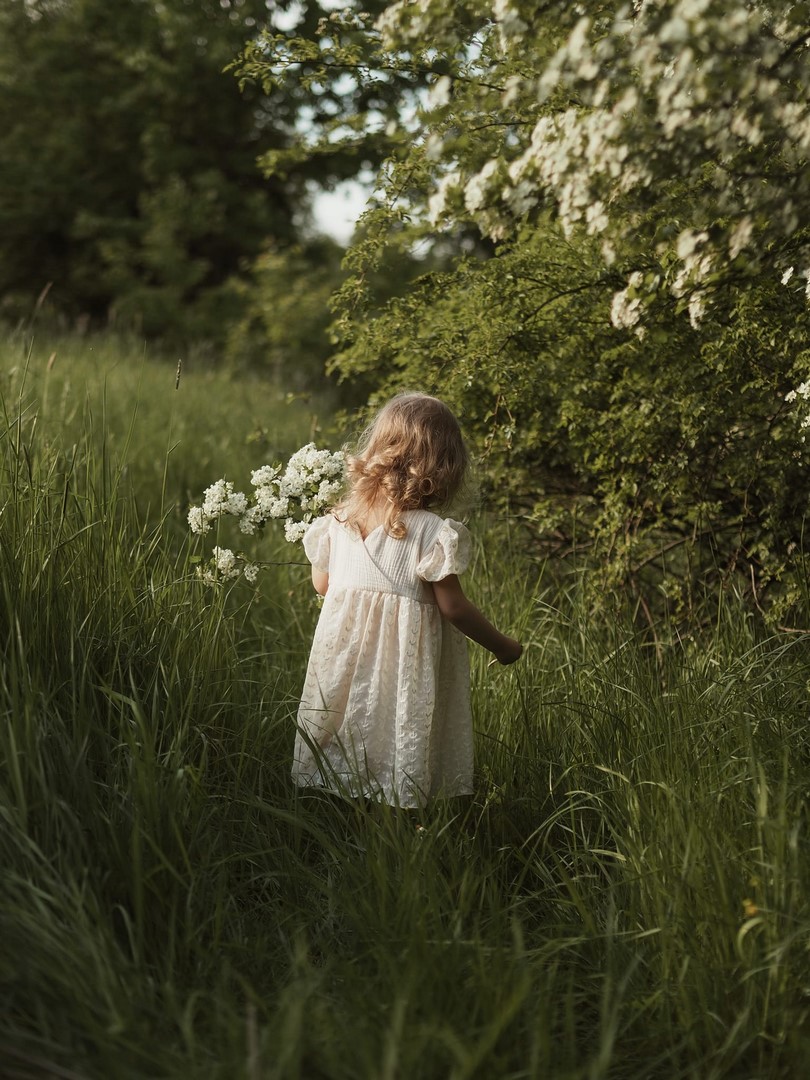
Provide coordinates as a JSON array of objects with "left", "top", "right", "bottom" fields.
[{"left": 335, "top": 393, "right": 468, "bottom": 539}]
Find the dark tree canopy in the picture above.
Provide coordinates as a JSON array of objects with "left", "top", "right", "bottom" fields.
[{"left": 0, "top": 0, "right": 305, "bottom": 336}]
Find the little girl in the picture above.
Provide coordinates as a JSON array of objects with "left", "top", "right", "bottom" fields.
[{"left": 292, "top": 392, "right": 522, "bottom": 808}]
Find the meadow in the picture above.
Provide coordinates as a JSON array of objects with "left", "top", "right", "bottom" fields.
[{"left": 1, "top": 331, "right": 809, "bottom": 1079}]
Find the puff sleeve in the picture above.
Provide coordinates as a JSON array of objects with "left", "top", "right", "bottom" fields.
[
  {"left": 302, "top": 515, "right": 332, "bottom": 573},
  {"left": 416, "top": 518, "right": 472, "bottom": 581}
]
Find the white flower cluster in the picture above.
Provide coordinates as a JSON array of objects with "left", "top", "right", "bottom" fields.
[
  {"left": 493, "top": 0, "right": 528, "bottom": 50},
  {"left": 188, "top": 443, "right": 345, "bottom": 584},
  {"left": 778, "top": 265, "right": 810, "bottom": 302},
  {"left": 195, "top": 547, "right": 262, "bottom": 587},
  {"left": 187, "top": 479, "right": 248, "bottom": 536},
  {"left": 610, "top": 271, "right": 644, "bottom": 330},
  {"left": 784, "top": 382, "right": 810, "bottom": 442},
  {"left": 427, "top": 169, "right": 462, "bottom": 225}
]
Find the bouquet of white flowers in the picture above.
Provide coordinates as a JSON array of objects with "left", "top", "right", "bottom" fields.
[{"left": 188, "top": 442, "right": 345, "bottom": 584}]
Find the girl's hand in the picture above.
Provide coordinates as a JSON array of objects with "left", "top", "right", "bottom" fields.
[
  {"left": 495, "top": 637, "right": 523, "bottom": 665},
  {"left": 312, "top": 567, "right": 329, "bottom": 596}
]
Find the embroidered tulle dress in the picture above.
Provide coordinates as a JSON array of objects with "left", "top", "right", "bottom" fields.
[{"left": 293, "top": 509, "right": 473, "bottom": 808}]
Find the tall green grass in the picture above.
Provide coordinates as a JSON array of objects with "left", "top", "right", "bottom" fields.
[{"left": 1, "top": 333, "right": 809, "bottom": 1078}]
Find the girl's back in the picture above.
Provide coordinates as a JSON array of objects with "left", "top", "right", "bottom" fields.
[
  {"left": 322, "top": 508, "right": 467, "bottom": 602},
  {"left": 293, "top": 507, "right": 473, "bottom": 808},
  {"left": 292, "top": 392, "right": 521, "bottom": 808}
]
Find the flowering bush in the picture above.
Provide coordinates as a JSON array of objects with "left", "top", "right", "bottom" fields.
[
  {"left": 188, "top": 443, "right": 345, "bottom": 584},
  {"left": 238, "top": 0, "right": 810, "bottom": 327},
  {"left": 232, "top": 2, "right": 810, "bottom": 621}
]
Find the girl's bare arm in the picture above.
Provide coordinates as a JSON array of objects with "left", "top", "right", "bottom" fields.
[
  {"left": 312, "top": 567, "right": 329, "bottom": 596},
  {"left": 431, "top": 575, "right": 522, "bottom": 664}
]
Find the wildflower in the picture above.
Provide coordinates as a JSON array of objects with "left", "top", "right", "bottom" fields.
[
  {"left": 201, "top": 479, "right": 248, "bottom": 520},
  {"left": 187, "top": 505, "right": 211, "bottom": 535},
  {"left": 212, "top": 547, "right": 240, "bottom": 581},
  {"left": 251, "top": 464, "right": 280, "bottom": 487}
]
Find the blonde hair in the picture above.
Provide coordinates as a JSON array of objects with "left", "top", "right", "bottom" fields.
[{"left": 336, "top": 392, "right": 468, "bottom": 539}]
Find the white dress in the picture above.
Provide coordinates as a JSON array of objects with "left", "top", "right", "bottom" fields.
[{"left": 293, "top": 509, "right": 473, "bottom": 808}]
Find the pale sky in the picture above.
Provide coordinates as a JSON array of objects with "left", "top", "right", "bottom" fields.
[
  {"left": 271, "top": 2, "right": 375, "bottom": 245},
  {"left": 310, "top": 178, "right": 372, "bottom": 244}
]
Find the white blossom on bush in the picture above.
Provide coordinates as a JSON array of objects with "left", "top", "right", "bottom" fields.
[
  {"left": 610, "top": 271, "right": 644, "bottom": 330},
  {"left": 464, "top": 159, "right": 499, "bottom": 213},
  {"left": 241, "top": 0, "right": 810, "bottom": 334},
  {"left": 364, "top": 0, "right": 810, "bottom": 323},
  {"left": 427, "top": 169, "right": 462, "bottom": 225},
  {"left": 242, "top": 562, "right": 261, "bottom": 585},
  {"left": 783, "top": 381, "right": 810, "bottom": 441},
  {"left": 427, "top": 74, "right": 451, "bottom": 108}
]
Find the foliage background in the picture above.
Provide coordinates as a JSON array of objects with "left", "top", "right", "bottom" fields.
[{"left": 1, "top": 333, "right": 809, "bottom": 1078}]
